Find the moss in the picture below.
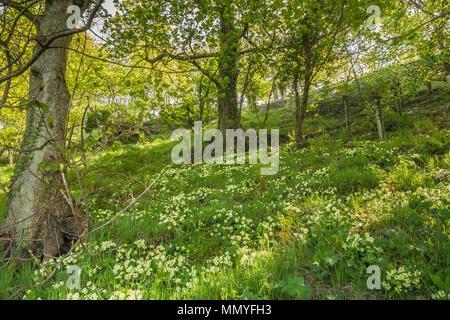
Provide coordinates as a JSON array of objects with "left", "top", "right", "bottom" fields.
[{"left": 9, "top": 109, "right": 44, "bottom": 196}]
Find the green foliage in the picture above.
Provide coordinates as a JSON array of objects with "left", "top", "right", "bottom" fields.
[
  {"left": 275, "top": 277, "right": 312, "bottom": 300},
  {"left": 1, "top": 0, "right": 449, "bottom": 302},
  {"left": 329, "top": 166, "right": 380, "bottom": 193},
  {"left": 2, "top": 92, "right": 448, "bottom": 300}
]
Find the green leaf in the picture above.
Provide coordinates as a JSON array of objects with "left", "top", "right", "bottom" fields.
[
  {"left": 445, "top": 276, "right": 450, "bottom": 293},
  {"left": 430, "top": 274, "right": 443, "bottom": 289},
  {"left": 276, "top": 276, "right": 312, "bottom": 300}
]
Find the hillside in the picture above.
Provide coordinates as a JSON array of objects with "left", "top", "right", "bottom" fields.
[
  {"left": 1, "top": 0, "right": 449, "bottom": 304},
  {"left": 1, "top": 86, "right": 448, "bottom": 300}
]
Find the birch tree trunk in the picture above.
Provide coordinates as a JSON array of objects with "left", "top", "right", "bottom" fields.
[{"left": 0, "top": 0, "right": 88, "bottom": 260}]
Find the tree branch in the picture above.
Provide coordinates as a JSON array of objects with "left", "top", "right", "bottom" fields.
[
  {"left": 0, "top": 0, "right": 104, "bottom": 84},
  {"left": 0, "top": 0, "right": 37, "bottom": 22}
]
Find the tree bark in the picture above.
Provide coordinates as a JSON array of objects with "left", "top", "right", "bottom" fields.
[
  {"left": 375, "top": 97, "right": 386, "bottom": 140},
  {"left": 294, "top": 72, "right": 310, "bottom": 144},
  {"left": 352, "top": 68, "right": 361, "bottom": 96},
  {"left": 217, "top": 5, "right": 240, "bottom": 135},
  {"left": 396, "top": 96, "right": 404, "bottom": 116},
  {"left": 0, "top": 0, "right": 88, "bottom": 260},
  {"left": 278, "top": 83, "right": 286, "bottom": 100},
  {"left": 392, "top": 77, "right": 404, "bottom": 116},
  {"left": 272, "top": 79, "right": 279, "bottom": 101}
]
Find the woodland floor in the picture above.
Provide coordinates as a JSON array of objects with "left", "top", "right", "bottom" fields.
[{"left": 0, "top": 89, "right": 449, "bottom": 300}]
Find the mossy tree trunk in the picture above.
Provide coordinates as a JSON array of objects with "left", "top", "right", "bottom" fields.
[
  {"left": 0, "top": 0, "right": 88, "bottom": 261},
  {"left": 217, "top": 5, "right": 241, "bottom": 135}
]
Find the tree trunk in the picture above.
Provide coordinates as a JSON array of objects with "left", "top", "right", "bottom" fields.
[
  {"left": 246, "top": 94, "right": 251, "bottom": 107},
  {"left": 198, "top": 80, "right": 204, "bottom": 122},
  {"left": 353, "top": 68, "right": 361, "bottom": 96},
  {"left": 218, "top": 80, "right": 239, "bottom": 134},
  {"left": 395, "top": 95, "right": 404, "bottom": 116},
  {"left": 272, "top": 81, "right": 279, "bottom": 101},
  {"left": 393, "top": 78, "right": 404, "bottom": 116},
  {"left": 293, "top": 74, "right": 300, "bottom": 134},
  {"left": 278, "top": 84, "right": 285, "bottom": 100},
  {"left": 217, "top": 6, "right": 240, "bottom": 135},
  {"left": 375, "top": 97, "right": 386, "bottom": 140},
  {"left": 294, "top": 73, "right": 310, "bottom": 145},
  {"left": 0, "top": 1, "right": 87, "bottom": 260}
]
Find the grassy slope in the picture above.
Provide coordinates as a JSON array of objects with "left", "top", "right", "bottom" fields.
[{"left": 0, "top": 89, "right": 449, "bottom": 300}]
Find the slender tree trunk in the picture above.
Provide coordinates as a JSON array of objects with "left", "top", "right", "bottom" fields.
[
  {"left": 217, "top": 6, "right": 240, "bottom": 135},
  {"left": 294, "top": 72, "right": 310, "bottom": 144},
  {"left": 1, "top": 1, "right": 87, "bottom": 260},
  {"left": 352, "top": 68, "right": 361, "bottom": 96},
  {"left": 395, "top": 99, "right": 402, "bottom": 116},
  {"left": 198, "top": 79, "right": 204, "bottom": 122},
  {"left": 393, "top": 78, "right": 404, "bottom": 116},
  {"left": 375, "top": 97, "right": 386, "bottom": 140},
  {"left": 246, "top": 94, "right": 252, "bottom": 107},
  {"left": 293, "top": 73, "right": 301, "bottom": 137},
  {"left": 246, "top": 94, "right": 256, "bottom": 108},
  {"left": 272, "top": 80, "right": 279, "bottom": 101},
  {"left": 395, "top": 96, "right": 404, "bottom": 116},
  {"left": 278, "top": 84, "right": 285, "bottom": 100},
  {"left": 293, "top": 74, "right": 310, "bottom": 144},
  {"left": 185, "top": 104, "right": 193, "bottom": 129}
]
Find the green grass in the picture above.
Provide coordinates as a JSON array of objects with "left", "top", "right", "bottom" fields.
[{"left": 0, "top": 91, "right": 449, "bottom": 300}]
